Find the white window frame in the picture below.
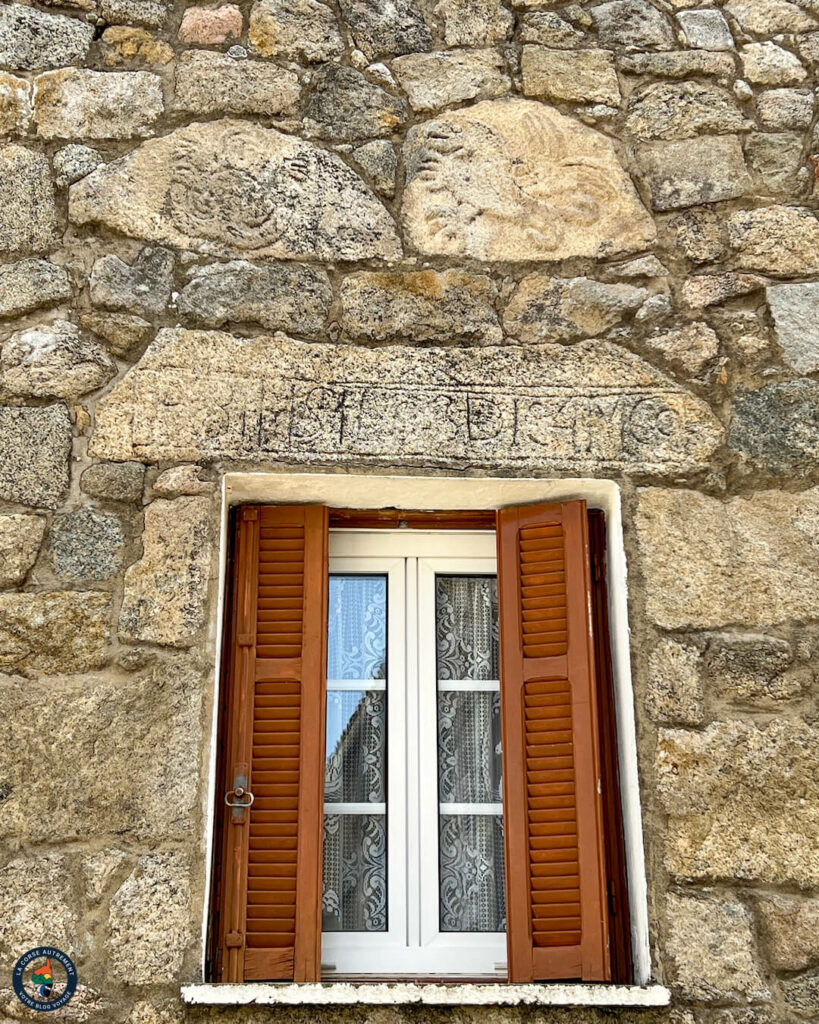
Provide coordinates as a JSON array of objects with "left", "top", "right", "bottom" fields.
[
  {"left": 323, "top": 531, "right": 505, "bottom": 977},
  {"left": 202, "top": 473, "right": 655, "bottom": 995}
]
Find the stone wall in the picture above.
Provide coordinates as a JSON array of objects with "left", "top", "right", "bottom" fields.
[{"left": 0, "top": 0, "right": 818, "bottom": 1021}]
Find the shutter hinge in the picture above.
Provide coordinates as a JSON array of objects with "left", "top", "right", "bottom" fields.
[
  {"left": 241, "top": 508, "right": 259, "bottom": 522},
  {"left": 225, "top": 931, "right": 244, "bottom": 948},
  {"left": 237, "top": 633, "right": 254, "bottom": 647}
]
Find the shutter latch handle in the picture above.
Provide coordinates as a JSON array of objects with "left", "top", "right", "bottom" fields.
[{"left": 225, "top": 786, "right": 255, "bottom": 808}]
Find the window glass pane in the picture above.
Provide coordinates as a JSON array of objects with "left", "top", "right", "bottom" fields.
[
  {"left": 323, "top": 814, "right": 387, "bottom": 932},
  {"left": 328, "top": 575, "right": 387, "bottom": 680},
  {"left": 438, "top": 690, "right": 502, "bottom": 803},
  {"left": 439, "top": 814, "right": 506, "bottom": 933},
  {"left": 436, "top": 575, "right": 499, "bottom": 680},
  {"left": 325, "top": 690, "right": 386, "bottom": 803}
]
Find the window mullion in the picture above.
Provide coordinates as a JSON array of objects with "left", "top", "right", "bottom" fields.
[{"left": 404, "top": 555, "right": 421, "bottom": 951}]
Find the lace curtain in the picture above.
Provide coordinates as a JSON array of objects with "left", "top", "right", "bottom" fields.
[
  {"left": 436, "top": 576, "right": 506, "bottom": 933},
  {"left": 323, "top": 575, "right": 388, "bottom": 932}
]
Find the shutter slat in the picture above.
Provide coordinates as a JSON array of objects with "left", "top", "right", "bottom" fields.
[{"left": 498, "top": 500, "right": 610, "bottom": 983}]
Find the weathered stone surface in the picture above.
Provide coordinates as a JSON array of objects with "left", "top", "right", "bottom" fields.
[
  {"left": 503, "top": 275, "right": 647, "bottom": 343},
  {"left": 521, "top": 47, "right": 620, "bottom": 104},
  {"left": 592, "top": 0, "right": 675, "bottom": 50},
  {"left": 767, "top": 282, "right": 819, "bottom": 373},
  {"left": 637, "top": 135, "right": 751, "bottom": 211},
  {"left": 69, "top": 120, "right": 401, "bottom": 261},
  {"left": 352, "top": 139, "right": 396, "bottom": 196},
  {"left": 617, "top": 50, "right": 735, "bottom": 78},
  {"left": 0, "top": 73, "right": 31, "bottom": 134},
  {"left": 91, "top": 328, "right": 722, "bottom": 474},
  {"left": 249, "top": 0, "right": 344, "bottom": 62},
  {"left": 643, "top": 322, "right": 719, "bottom": 375},
  {"left": 0, "top": 320, "right": 117, "bottom": 401},
  {"left": 677, "top": 8, "right": 734, "bottom": 50},
  {"left": 0, "top": 515, "right": 45, "bottom": 588},
  {"left": 81, "top": 461, "right": 145, "bottom": 502},
  {"left": 636, "top": 487, "right": 819, "bottom": 629},
  {"left": 83, "top": 850, "right": 127, "bottom": 904},
  {"left": 741, "top": 42, "right": 807, "bottom": 85},
  {"left": 757, "top": 896, "right": 819, "bottom": 970},
  {"left": 178, "top": 3, "right": 242, "bottom": 44},
  {"left": 658, "top": 718, "right": 819, "bottom": 887},
  {"left": 341, "top": 270, "right": 501, "bottom": 344},
  {"left": 665, "top": 892, "right": 769, "bottom": 1002},
  {"left": 119, "top": 497, "right": 212, "bottom": 647},
  {"left": 304, "top": 65, "right": 407, "bottom": 140},
  {"left": 681, "top": 272, "right": 765, "bottom": 308},
  {"left": 33, "top": 69, "right": 164, "bottom": 140},
  {"left": 436, "top": 0, "right": 513, "bottom": 45},
  {"left": 757, "top": 88, "right": 814, "bottom": 130},
  {"left": 48, "top": 508, "right": 125, "bottom": 581},
  {"left": 0, "top": 145, "right": 57, "bottom": 254},
  {"left": 520, "top": 11, "right": 584, "bottom": 47},
  {"left": 747, "top": 131, "right": 804, "bottom": 195},
  {"left": 705, "top": 633, "right": 807, "bottom": 703},
  {"left": 100, "top": 0, "right": 170, "bottom": 28},
  {"left": 0, "top": 5, "right": 94, "bottom": 71},
  {"left": 0, "top": 853, "right": 78, "bottom": 964},
  {"left": 0, "top": 405, "right": 70, "bottom": 509},
  {"left": 101, "top": 26, "right": 174, "bottom": 65},
  {"left": 402, "top": 99, "right": 655, "bottom": 261},
  {"left": 79, "top": 310, "right": 152, "bottom": 358},
  {"left": 0, "top": 591, "right": 110, "bottom": 676},
  {"left": 108, "top": 853, "right": 192, "bottom": 983},
  {"left": 125, "top": 1000, "right": 184, "bottom": 1024},
  {"left": 626, "top": 81, "right": 750, "bottom": 140},
  {"left": 729, "top": 206, "right": 819, "bottom": 275},
  {"left": 0, "top": 658, "right": 202, "bottom": 844},
  {"left": 337, "top": 0, "right": 433, "bottom": 59},
  {"left": 730, "top": 380, "right": 819, "bottom": 476},
  {"left": 646, "top": 638, "right": 704, "bottom": 725},
  {"left": 782, "top": 972, "right": 819, "bottom": 1018},
  {"left": 727, "top": 0, "right": 816, "bottom": 34},
  {"left": 53, "top": 144, "right": 103, "bottom": 188},
  {"left": 152, "top": 464, "right": 214, "bottom": 498},
  {"left": 90, "top": 247, "right": 174, "bottom": 318},
  {"left": 392, "top": 50, "right": 509, "bottom": 112},
  {"left": 179, "top": 261, "right": 332, "bottom": 334},
  {"left": 669, "top": 207, "right": 728, "bottom": 263},
  {"left": 174, "top": 51, "right": 300, "bottom": 118},
  {"left": 0, "top": 259, "right": 70, "bottom": 318}
]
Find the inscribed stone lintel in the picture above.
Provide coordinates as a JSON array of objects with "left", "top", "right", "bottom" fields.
[{"left": 91, "top": 330, "right": 723, "bottom": 474}]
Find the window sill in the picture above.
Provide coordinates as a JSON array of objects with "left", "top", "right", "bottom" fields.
[{"left": 181, "top": 982, "right": 671, "bottom": 1007}]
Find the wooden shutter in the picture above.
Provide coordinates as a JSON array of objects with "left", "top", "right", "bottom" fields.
[
  {"left": 496, "top": 500, "right": 610, "bottom": 983},
  {"left": 217, "top": 504, "right": 328, "bottom": 983}
]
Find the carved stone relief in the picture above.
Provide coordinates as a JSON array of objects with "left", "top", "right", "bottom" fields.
[
  {"left": 68, "top": 119, "right": 402, "bottom": 261},
  {"left": 401, "top": 98, "right": 656, "bottom": 261}
]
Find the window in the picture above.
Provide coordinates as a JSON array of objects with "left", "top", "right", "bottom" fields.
[
  {"left": 209, "top": 502, "right": 632, "bottom": 986},
  {"left": 322, "top": 530, "right": 504, "bottom": 976}
]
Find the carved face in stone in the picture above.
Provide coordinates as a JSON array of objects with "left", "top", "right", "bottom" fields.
[{"left": 402, "top": 99, "right": 656, "bottom": 261}]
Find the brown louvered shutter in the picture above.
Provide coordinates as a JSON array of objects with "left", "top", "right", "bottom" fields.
[
  {"left": 218, "top": 504, "right": 328, "bottom": 983},
  {"left": 496, "top": 500, "right": 610, "bottom": 983}
]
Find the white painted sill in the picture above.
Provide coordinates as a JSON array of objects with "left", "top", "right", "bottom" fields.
[{"left": 181, "top": 982, "right": 671, "bottom": 1007}]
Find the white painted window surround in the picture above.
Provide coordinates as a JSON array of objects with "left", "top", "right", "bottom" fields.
[{"left": 199, "top": 472, "right": 659, "bottom": 1004}]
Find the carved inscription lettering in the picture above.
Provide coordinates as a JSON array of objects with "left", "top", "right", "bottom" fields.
[{"left": 91, "top": 330, "right": 724, "bottom": 475}]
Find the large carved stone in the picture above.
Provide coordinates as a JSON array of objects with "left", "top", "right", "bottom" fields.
[
  {"left": 401, "top": 98, "right": 655, "bottom": 261},
  {"left": 68, "top": 119, "right": 401, "bottom": 261},
  {"left": 90, "top": 328, "right": 722, "bottom": 476}
]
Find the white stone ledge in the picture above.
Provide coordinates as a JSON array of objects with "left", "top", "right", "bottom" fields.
[{"left": 181, "top": 982, "right": 671, "bottom": 1008}]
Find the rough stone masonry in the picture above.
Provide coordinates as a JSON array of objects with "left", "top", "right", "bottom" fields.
[{"left": 0, "top": 0, "right": 818, "bottom": 1021}]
